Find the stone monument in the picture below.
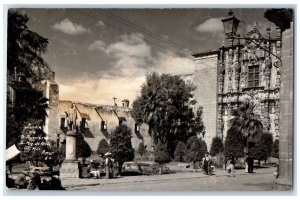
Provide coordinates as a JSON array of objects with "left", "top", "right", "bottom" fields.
[{"left": 60, "top": 125, "right": 80, "bottom": 178}]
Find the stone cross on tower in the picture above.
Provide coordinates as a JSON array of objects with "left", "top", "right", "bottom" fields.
[{"left": 113, "top": 97, "right": 117, "bottom": 107}]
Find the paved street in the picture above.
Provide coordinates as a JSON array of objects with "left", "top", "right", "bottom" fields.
[{"left": 63, "top": 166, "right": 277, "bottom": 192}]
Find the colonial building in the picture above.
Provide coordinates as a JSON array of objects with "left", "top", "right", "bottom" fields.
[
  {"left": 186, "top": 24, "right": 282, "bottom": 149},
  {"left": 55, "top": 100, "right": 151, "bottom": 152}
]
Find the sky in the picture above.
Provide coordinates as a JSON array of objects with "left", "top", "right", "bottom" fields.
[{"left": 15, "top": 8, "right": 278, "bottom": 106}]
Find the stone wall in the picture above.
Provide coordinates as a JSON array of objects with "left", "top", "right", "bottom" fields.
[
  {"left": 193, "top": 52, "right": 218, "bottom": 150},
  {"left": 47, "top": 81, "right": 60, "bottom": 141}
]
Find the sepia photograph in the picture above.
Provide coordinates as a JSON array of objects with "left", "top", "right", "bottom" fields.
[{"left": 4, "top": 5, "right": 294, "bottom": 193}]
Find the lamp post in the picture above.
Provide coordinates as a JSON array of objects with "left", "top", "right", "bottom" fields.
[
  {"left": 221, "top": 10, "right": 282, "bottom": 61},
  {"left": 221, "top": 10, "right": 241, "bottom": 46}
]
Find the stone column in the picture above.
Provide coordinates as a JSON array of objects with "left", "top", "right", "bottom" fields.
[
  {"left": 60, "top": 125, "right": 80, "bottom": 179},
  {"left": 276, "top": 22, "right": 293, "bottom": 190}
]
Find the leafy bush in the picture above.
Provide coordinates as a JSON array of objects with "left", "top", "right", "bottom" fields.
[
  {"left": 257, "top": 133, "right": 273, "bottom": 161},
  {"left": 210, "top": 137, "right": 224, "bottom": 156},
  {"left": 154, "top": 141, "right": 171, "bottom": 164},
  {"left": 213, "top": 152, "right": 225, "bottom": 168},
  {"left": 224, "top": 127, "right": 244, "bottom": 159},
  {"left": 174, "top": 141, "right": 187, "bottom": 162},
  {"left": 185, "top": 136, "right": 206, "bottom": 167},
  {"left": 200, "top": 140, "right": 208, "bottom": 158},
  {"left": 96, "top": 139, "right": 109, "bottom": 156},
  {"left": 271, "top": 139, "right": 279, "bottom": 158}
]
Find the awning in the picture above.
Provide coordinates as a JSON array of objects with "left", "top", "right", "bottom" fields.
[
  {"left": 118, "top": 117, "right": 127, "bottom": 121},
  {"left": 79, "top": 113, "right": 91, "bottom": 120},
  {"left": 6, "top": 144, "right": 20, "bottom": 162}
]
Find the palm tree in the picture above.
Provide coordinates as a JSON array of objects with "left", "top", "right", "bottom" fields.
[{"left": 230, "top": 100, "right": 263, "bottom": 153}]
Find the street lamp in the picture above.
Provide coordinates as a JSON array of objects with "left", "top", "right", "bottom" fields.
[
  {"left": 221, "top": 10, "right": 241, "bottom": 39},
  {"left": 221, "top": 10, "right": 282, "bottom": 61}
]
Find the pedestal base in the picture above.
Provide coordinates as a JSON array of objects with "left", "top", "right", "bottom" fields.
[
  {"left": 275, "top": 178, "right": 292, "bottom": 191},
  {"left": 60, "top": 160, "right": 79, "bottom": 179}
]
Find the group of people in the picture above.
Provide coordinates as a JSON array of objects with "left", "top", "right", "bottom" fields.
[
  {"left": 225, "top": 153, "right": 255, "bottom": 177},
  {"left": 85, "top": 156, "right": 117, "bottom": 179}
]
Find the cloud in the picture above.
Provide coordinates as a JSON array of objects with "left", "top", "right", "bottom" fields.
[
  {"left": 58, "top": 32, "right": 195, "bottom": 105},
  {"left": 96, "top": 20, "right": 105, "bottom": 27},
  {"left": 88, "top": 40, "right": 106, "bottom": 51},
  {"left": 195, "top": 18, "right": 223, "bottom": 33},
  {"left": 106, "top": 33, "right": 152, "bottom": 59},
  {"left": 87, "top": 33, "right": 195, "bottom": 78},
  {"left": 153, "top": 52, "right": 195, "bottom": 75},
  {"left": 53, "top": 18, "right": 91, "bottom": 35},
  {"left": 89, "top": 33, "right": 153, "bottom": 77},
  {"left": 58, "top": 76, "right": 145, "bottom": 106}
]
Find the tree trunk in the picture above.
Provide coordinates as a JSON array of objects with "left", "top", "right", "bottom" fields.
[
  {"left": 118, "top": 163, "right": 123, "bottom": 176},
  {"left": 247, "top": 137, "right": 249, "bottom": 154},
  {"left": 149, "top": 127, "right": 158, "bottom": 149}
]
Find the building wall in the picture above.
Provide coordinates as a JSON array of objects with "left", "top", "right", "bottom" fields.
[
  {"left": 44, "top": 80, "right": 60, "bottom": 141},
  {"left": 56, "top": 101, "right": 151, "bottom": 153},
  {"left": 192, "top": 52, "right": 219, "bottom": 150}
]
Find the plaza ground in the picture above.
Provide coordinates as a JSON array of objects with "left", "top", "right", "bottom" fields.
[{"left": 61, "top": 166, "right": 278, "bottom": 192}]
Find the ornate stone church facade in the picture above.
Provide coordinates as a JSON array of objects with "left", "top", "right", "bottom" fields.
[{"left": 189, "top": 25, "right": 282, "bottom": 147}]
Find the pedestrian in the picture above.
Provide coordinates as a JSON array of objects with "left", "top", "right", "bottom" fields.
[
  {"left": 202, "top": 153, "right": 209, "bottom": 175},
  {"left": 247, "top": 154, "right": 254, "bottom": 173},
  {"left": 244, "top": 153, "right": 249, "bottom": 173},
  {"left": 207, "top": 152, "right": 213, "bottom": 175},
  {"left": 226, "top": 160, "right": 235, "bottom": 177},
  {"left": 105, "top": 156, "right": 112, "bottom": 179}
]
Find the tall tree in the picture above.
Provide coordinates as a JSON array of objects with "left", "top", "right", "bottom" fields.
[
  {"left": 230, "top": 100, "right": 263, "bottom": 153},
  {"left": 7, "top": 9, "right": 50, "bottom": 82},
  {"left": 110, "top": 125, "right": 135, "bottom": 174},
  {"left": 7, "top": 10, "right": 51, "bottom": 147},
  {"left": 132, "top": 72, "right": 196, "bottom": 156}
]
